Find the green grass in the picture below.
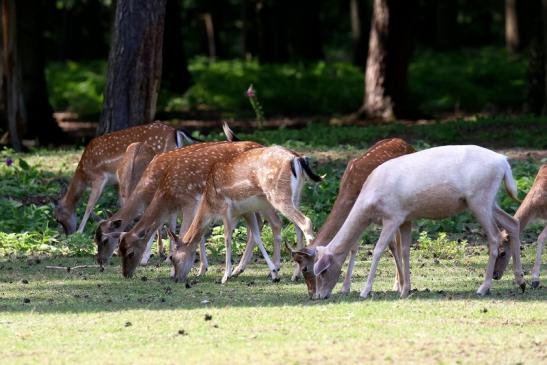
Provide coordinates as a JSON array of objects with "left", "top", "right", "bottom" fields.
[
  {"left": 0, "top": 246, "right": 545, "bottom": 364},
  {"left": 0, "top": 121, "right": 545, "bottom": 363},
  {"left": 45, "top": 48, "right": 527, "bottom": 118}
]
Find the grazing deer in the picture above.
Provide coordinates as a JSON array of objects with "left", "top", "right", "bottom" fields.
[
  {"left": 313, "top": 145, "right": 525, "bottom": 299},
  {"left": 95, "top": 123, "right": 241, "bottom": 266},
  {"left": 494, "top": 164, "right": 547, "bottom": 288},
  {"left": 169, "top": 146, "right": 322, "bottom": 285},
  {"left": 289, "top": 138, "right": 415, "bottom": 297},
  {"left": 96, "top": 141, "right": 233, "bottom": 267},
  {"left": 116, "top": 141, "right": 265, "bottom": 278},
  {"left": 54, "top": 122, "right": 198, "bottom": 235}
]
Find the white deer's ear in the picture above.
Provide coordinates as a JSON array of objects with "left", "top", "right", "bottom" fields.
[{"left": 314, "top": 253, "right": 333, "bottom": 276}]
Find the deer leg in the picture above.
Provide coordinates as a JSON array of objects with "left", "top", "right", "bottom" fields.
[
  {"left": 493, "top": 205, "right": 526, "bottom": 291},
  {"left": 360, "top": 219, "right": 400, "bottom": 299},
  {"left": 232, "top": 217, "right": 257, "bottom": 278},
  {"left": 221, "top": 215, "right": 235, "bottom": 284},
  {"left": 532, "top": 225, "right": 546, "bottom": 288},
  {"left": 178, "top": 205, "right": 207, "bottom": 276},
  {"left": 156, "top": 230, "right": 166, "bottom": 260},
  {"left": 140, "top": 234, "right": 155, "bottom": 265},
  {"left": 77, "top": 177, "right": 108, "bottom": 233},
  {"left": 263, "top": 209, "right": 283, "bottom": 270},
  {"left": 341, "top": 244, "right": 358, "bottom": 294},
  {"left": 398, "top": 222, "right": 412, "bottom": 298},
  {"left": 244, "top": 213, "right": 279, "bottom": 281},
  {"left": 389, "top": 230, "right": 405, "bottom": 293},
  {"left": 469, "top": 204, "right": 502, "bottom": 296}
]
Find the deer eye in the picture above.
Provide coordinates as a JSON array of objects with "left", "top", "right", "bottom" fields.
[{"left": 302, "top": 266, "right": 308, "bottom": 272}]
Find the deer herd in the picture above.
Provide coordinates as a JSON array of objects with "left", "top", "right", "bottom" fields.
[{"left": 55, "top": 121, "right": 546, "bottom": 299}]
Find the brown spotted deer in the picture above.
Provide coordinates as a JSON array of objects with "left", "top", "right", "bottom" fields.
[
  {"left": 169, "top": 146, "right": 322, "bottom": 285},
  {"left": 289, "top": 138, "right": 415, "bottom": 297},
  {"left": 313, "top": 145, "right": 526, "bottom": 299},
  {"left": 54, "top": 122, "right": 198, "bottom": 235},
  {"left": 494, "top": 164, "right": 547, "bottom": 288},
  {"left": 95, "top": 141, "right": 234, "bottom": 267},
  {"left": 116, "top": 141, "right": 268, "bottom": 278}
]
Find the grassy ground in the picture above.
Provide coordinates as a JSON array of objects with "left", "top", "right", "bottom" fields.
[
  {"left": 0, "top": 120, "right": 546, "bottom": 363},
  {"left": 0, "top": 246, "right": 545, "bottom": 365}
]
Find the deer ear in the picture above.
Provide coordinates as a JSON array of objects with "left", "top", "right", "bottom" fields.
[
  {"left": 111, "top": 219, "right": 123, "bottom": 229},
  {"left": 313, "top": 252, "right": 333, "bottom": 276},
  {"left": 300, "top": 247, "right": 316, "bottom": 258}
]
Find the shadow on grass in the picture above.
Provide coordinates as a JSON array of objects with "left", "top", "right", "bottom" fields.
[{"left": 0, "top": 256, "right": 545, "bottom": 314}]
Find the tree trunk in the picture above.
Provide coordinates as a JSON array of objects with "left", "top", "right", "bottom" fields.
[
  {"left": 287, "top": 0, "right": 323, "bottom": 62},
  {"left": 434, "top": 0, "right": 457, "bottom": 49},
  {"left": 162, "top": 0, "right": 191, "bottom": 94},
  {"left": 506, "top": 0, "right": 520, "bottom": 53},
  {"left": 357, "top": 0, "right": 416, "bottom": 121},
  {"left": 526, "top": 0, "right": 544, "bottom": 114},
  {"left": 350, "top": 0, "right": 369, "bottom": 68},
  {"left": 97, "top": 0, "right": 167, "bottom": 135}
]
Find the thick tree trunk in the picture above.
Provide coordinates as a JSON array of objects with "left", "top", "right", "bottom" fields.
[
  {"left": 357, "top": 0, "right": 415, "bottom": 121},
  {"left": 98, "top": 0, "right": 167, "bottom": 135},
  {"left": 506, "top": 0, "right": 520, "bottom": 53},
  {"left": 162, "top": 0, "right": 191, "bottom": 94}
]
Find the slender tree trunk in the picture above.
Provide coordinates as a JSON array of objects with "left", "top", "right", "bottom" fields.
[
  {"left": 506, "top": 0, "right": 520, "bottom": 53},
  {"left": 162, "top": 0, "right": 191, "bottom": 94},
  {"left": 434, "top": 0, "right": 457, "bottom": 49},
  {"left": 201, "top": 13, "right": 217, "bottom": 60},
  {"left": 357, "top": 0, "right": 415, "bottom": 121},
  {"left": 527, "top": 0, "right": 544, "bottom": 113},
  {"left": 350, "top": 0, "right": 369, "bottom": 68},
  {"left": 288, "top": 0, "right": 323, "bottom": 62},
  {"left": 2, "top": 0, "right": 23, "bottom": 150},
  {"left": 98, "top": 0, "right": 167, "bottom": 135}
]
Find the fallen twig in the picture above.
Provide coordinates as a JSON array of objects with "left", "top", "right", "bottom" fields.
[{"left": 45, "top": 265, "right": 101, "bottom": 272}]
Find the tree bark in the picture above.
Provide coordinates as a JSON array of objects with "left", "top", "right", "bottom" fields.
[
  {"left": 357, "top": 0, "right": 416, "bottom": 121},
  {"left": 526, "top": 0, "right": 544, "bottom": 114},
  {"left": 162, "top": 0, "right": 191, "bottom": 94},
  {"left": 97, "top": 0, "right": 167, "bottom": 135},
  {"left": 287, "top": 0, "right": 324, "bottom": 62},
  {"left": 0, "top": 0, "right": 22, "bottom": 150},
  {"left": 506, "top": 0, "right": 520, "bottom": 53},
  {"left": 434, "top": 0, "right": 457, "bottom": 49},
  {"left": 350, "top": 0, "right": 369, "bottom": 68}
]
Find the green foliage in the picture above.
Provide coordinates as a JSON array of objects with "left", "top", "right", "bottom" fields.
[
  {"left": 408, "top": 48, "right": 526, "bottom": 115},
  {"left": 45, "top": 60, "right": 106, "bottom": 117},
  {"left": 46, "top": 48, "right": 527, "bottom": 118},
  {"left": 416, "top": 231, "right": 466, "bottom": 259}
]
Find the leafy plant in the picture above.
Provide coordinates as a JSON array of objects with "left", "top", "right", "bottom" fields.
[{"left": 416, "top": 231, "right": 466, "bottom": 259}]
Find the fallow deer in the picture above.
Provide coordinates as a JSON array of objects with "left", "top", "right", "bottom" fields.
[
  {"left": 54, "top": 122, "right": 197, "bottom": 235},
  {"left": 494, "top": 164, "right": 547, "bottom": 288},
  {"left": 289, "top": 138, "right": 415, "bottom": 297},
  {"left": 313, "top": 145, "right": 525, "bottom": 299},
  {"left": 117, "top": 141, "right": 267, "bottom": 279},
  {"left": 95, "top": 141, "right": 231, "bottom": 267},
  {"left": 169, "top": 146, "right": 322, "bottom": 285}
]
